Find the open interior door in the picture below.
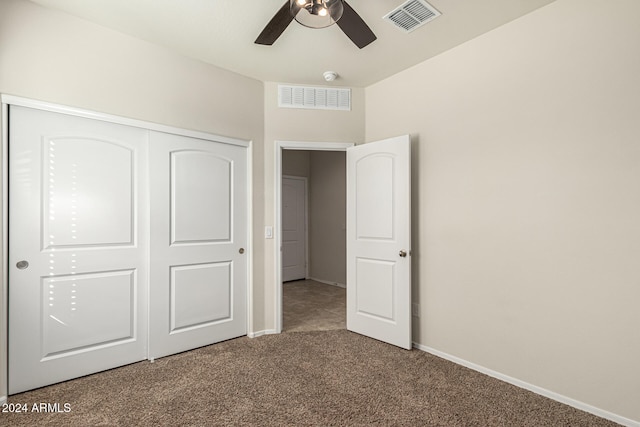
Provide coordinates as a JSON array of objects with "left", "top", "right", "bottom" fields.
[{"left": 346, "top": 135, "right": 412, "bottom": 349}]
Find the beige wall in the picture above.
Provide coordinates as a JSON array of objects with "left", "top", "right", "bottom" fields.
[
  {"left": 263, "top": 81, "right": 364, "bottom": 331},
  {"left": 309, "top": 151, "right": 346, "bottom": 285},
  {"left": 0, "top": 0, "right": 264, "bottom": 400},
  {"left": 282, "top": 150, "right": 310, "bottom": 178},
  {"left": 365, "top": 0, "right": 640, "bottom": 422}
]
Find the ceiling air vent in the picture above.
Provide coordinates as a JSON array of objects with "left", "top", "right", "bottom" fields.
[
  {"left": 383, "top": 0, "right": 441, "bottom": 33},
  {"left": 278, "top": 85, "right": 351, "bottom": 111}
]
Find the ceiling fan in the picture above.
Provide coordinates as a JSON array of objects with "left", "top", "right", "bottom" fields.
[{"left": 255, "top": 0, "right": 376, "bottom": 49}]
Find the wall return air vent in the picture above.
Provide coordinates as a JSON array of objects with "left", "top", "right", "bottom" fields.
[
  {"left": 278, "top": 85, "right": 351, "bottom": 111},
  {"left": 383, "top": 0, "right": 441, "bottom": 33}
]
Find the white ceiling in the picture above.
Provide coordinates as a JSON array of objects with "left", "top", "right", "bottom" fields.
[{"left": 28, "top": 0, "right": 556, "bottom": 87}]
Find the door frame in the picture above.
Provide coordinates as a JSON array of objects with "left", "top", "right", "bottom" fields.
[
  {"left": 281, "top": 175, "right": 309, "bottom": 282},
  {"left": 274, "top": 141, "right": 354, "bottom": 334},
  {"left": 0, "top": 95, "right": 254, "bottom": 402}
]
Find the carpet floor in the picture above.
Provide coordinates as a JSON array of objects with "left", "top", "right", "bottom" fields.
[
  {"left": 283, "top": 279, "right": 345, "bottom": 332},
  {"left": 2, "top": 330, "right": 618, "bottom": 426}
]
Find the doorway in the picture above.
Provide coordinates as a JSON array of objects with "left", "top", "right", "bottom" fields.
[
  {"left": 275, "top": 136, "right": 413, "bottom": 349},
  {"left": 281, "top": 150, "right": 347, "bottom": 332},
  {"left": 275, "top": 141, "right": 353, "bottom": 333}
]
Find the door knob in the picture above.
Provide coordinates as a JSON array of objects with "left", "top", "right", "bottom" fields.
[
  {"left": 16, "top": 260, "right": 29, "bottom": 270},
  {"left": 239, "top": 248, "right": 245, "bottom": 254},
  {"left": 399, "top": 250, "right": 407, "bottom": 258}
]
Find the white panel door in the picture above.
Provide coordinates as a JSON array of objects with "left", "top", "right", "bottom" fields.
[
  {"left": 282, "top": 176, "right": 306, "bottom": 282},
  {"left": 148, "top": 131, "right": 247, "bottom": 359},
  {"left": 9, "top": 106, "right": 148, "bottom": 393},
  {"left": 346, "top": 135, "right": 412, "bottom": 349}
]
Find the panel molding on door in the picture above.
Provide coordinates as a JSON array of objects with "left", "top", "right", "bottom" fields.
[
  {"left": 170, "top": 261, "right": 232, "bottom": 332},
  {"left": 171, "top": 150, "right": 232, "bottom": 245},
  {"left": 148, "top": 131, "right": 247, "bottom": 360},
  {"left": 346, "top": 135, "right": 412, "bottom": 350},
  {"left": 41, "top": 270, "right": 138, "bottom": 359},
  {"left": 8, "top": 106, "right": 149, "bottom": 394}
]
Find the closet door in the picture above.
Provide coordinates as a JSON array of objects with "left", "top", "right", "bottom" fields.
[
  {"left": 9, "top": 106, "right": 148, "bottom": 394},
  {"left": 148, "top": 131, "right": 247, "bottom": 359}
]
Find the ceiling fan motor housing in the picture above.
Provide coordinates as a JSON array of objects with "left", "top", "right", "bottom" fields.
[{"left": 291, "top": 0, "right": 344, "bottom": 28}]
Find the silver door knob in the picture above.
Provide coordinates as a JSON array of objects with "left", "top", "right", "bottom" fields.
[
  {"left": 399, "top": 250, "right": 407, "bottom": 258},
  {"left": 16, "top": 260, "right": 29, "bottom": 270}
]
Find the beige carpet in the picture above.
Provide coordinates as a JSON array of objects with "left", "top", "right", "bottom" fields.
[
  {"left": 283, "top": 279, "right": 345, "bottom": 332},
  {"left": 3, "top": 330, "right": 619, "bottom": 426}
]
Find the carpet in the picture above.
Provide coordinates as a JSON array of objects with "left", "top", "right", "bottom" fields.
[{"left": 2, "top": 330, "right": 619, "bottom": 426}]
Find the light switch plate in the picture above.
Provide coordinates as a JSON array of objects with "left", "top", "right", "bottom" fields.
[{"left": 265, "top": 226, "right": 273, "bottom": 239}]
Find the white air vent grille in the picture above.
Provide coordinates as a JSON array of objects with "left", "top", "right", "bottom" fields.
[
  {"left": 278, "top": 85, "right": 351, "bottom": 111},
  {"left": 384, "top": 0, "right": 441, "bottom": 33}
]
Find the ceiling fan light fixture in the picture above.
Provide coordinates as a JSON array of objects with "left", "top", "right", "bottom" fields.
[{"left": 291, "top": 0, "right": 344, "bottom": 29}]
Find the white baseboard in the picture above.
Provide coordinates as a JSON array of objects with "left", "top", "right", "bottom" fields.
[
  {"left": 247, "top": 329, "right": 279, "bottom": 339},
  {"left": 0, "top": 395, "right": 6, "bottom": 404},
  {"left": 307, "top": 277, "right": 346, "bottom": 289},
  {"left": 413, "top": 342, "right": 639, "bottom": 427}
]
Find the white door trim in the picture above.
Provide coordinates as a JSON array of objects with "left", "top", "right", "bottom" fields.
[
  {"left": 1, "top": 99, "right": 8, "bottom": 404},
  {"left": 274, "top": 140, "right": 354, "bottom": 333},
  {"left": 282, "top": 175, "right": 309, "bottom": 282},
  {"left": 0, "top": 95, "right": 254, "bottom": 400}
]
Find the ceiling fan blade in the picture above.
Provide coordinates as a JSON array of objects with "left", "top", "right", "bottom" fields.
[
  {"left": 336, "top": 1, "right": 377, "bottom": 49},
  {"left": 255, "top": 1, "right": 295, "bottom": 45}
]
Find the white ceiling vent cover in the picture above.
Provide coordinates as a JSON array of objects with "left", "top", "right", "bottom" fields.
[
  {"left": 278, "top": 85, "right": 351, "bottom": 111},
  {"left": 384, "top": 0, "right": 441, "bottom": 33}
]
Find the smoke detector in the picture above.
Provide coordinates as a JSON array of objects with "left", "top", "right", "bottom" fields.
[{"left": 323, "top": 71, "right": 338, "bottom": 82}]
